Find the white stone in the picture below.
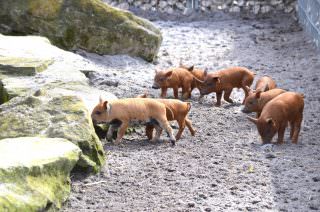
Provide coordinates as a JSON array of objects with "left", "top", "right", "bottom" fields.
[
  {"left": 230, "top": 6, "right": 241, "bottom": 13},
  {"left": 118, "top": 2, "right": 129, "bottom": 10},
  {"left": 261, "top": 5, "right": 271, "bottom": 14},
  {"left": 252, "top": 5, "right": 260, "bottom": 14},
  {"left": 166, "top": 6, "right": 174, "bottom": 14},
  {"left": 159, "top": 1, "right": 167, "bottom": 9},
  {"left": 270, "top": 0, "right": 283, "bottom": 6},
  {"left": 284, "top": 5, "right": 294, "bottom": 13}
]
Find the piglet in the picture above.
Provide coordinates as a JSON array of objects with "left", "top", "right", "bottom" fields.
[
  {"left": 137, "top": 93, "right": 196, "bottom": 140},
  {"left": 179, "top": 62, "right": 205, "bottom": 101},
  {"left": 255, "top": 76, "right": 277, "bottom": 91},
  {"left": 91, "top": 97, "right": 176, "bottom": 145},
  {"left": 194, "top": 66, "right": 255, "bottom": 106},
  {"left": 152, "top": 67, "right": 195, "bottom": 99},
  {"left": 247, "top": 92, "right": 304, "bottom": 144},
  {"left": 242, "top": 88, "right": 286, "bottom": 117}
]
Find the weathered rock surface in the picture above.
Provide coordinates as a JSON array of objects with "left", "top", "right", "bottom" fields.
[
  {"left": 0, "top": 91, "right": 105, "bottom": 173},
  {"left": 0, "top": 57, "right": 53, "bottom": 76},
  {"left": 0, "top": 34, "right": 118, "bottom": 173},
  {"left": 0, "top": 137, "right": 81, "bottom": 211},
  {"left": 0, "top": 0, "right": 162, "bottom": 61}
]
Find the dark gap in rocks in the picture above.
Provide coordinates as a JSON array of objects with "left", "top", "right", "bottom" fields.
[{"left": 0, "top": 80, "right": 9, "bottom": 105}]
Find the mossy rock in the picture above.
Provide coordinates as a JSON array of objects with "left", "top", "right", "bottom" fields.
[
  {"left": 0, "top": 56, "right": 53, "bottom": 76},
  {"left": 0, "top": 92, "right": 106, "bottom": 173},
  {"left": 0, "top": 137, "right": 81, "bottom": 211},
  {"left": 0, "top": 0, "right": 162, "bottom": 61}
]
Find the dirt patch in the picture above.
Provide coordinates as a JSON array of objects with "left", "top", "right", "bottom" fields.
[{"left": 62, "top": 13, "right": 320, "bottom": 211}]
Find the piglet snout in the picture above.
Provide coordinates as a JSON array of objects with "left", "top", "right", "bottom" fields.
[
  {"left": 152, "top": 84, "right": 160, "bottom": 89},
  {"left": 241, "top": 107, "right": 250, "bottom": 113}
]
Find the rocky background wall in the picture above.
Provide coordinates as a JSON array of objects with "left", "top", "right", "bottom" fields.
[
  {"left": 104, "top": 0, "right": 297, "bottom": 16},
  {"left": 298, "top": 0, "right": 320, "bottom": 48}
]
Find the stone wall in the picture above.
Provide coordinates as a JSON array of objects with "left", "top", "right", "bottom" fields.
[
  {"left": 298, "top": 0, "right": 320, "bottom": 48},
  {"left": 104, "top": 0, "right": 297, "bottom": 15}
]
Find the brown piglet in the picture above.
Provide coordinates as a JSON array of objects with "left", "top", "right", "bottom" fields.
[
  {"left": 152, "top": 67, "right": 195, "bottom": 99},
  {"left": 255, "top": 76, "right": 277, "bottom": 91},
  {"left": 247, "top": 92, "right": 304, "bottom": 144},
  {"left": 242, "top": 88, "right": 286, "bottom": 117},
  {"left": 137, "top": 93, "right": 196, "bottom": 140},
  {"left": 179, "top": 63, "right": 205, "bottom": 100},
  {"left": 91, "top": 97, "right": 176, "bottom": 145},
  {"left": 194, "top": 66, "right": 255, "bottom": 106}
]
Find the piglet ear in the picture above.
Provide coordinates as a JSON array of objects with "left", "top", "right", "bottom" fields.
[
  {"left": 188, "top": 65, "right": 194, "bottom": 72},
  {"left": 255, "top": 90, "right": 262, "bottom": 99},
  {"left": 213, "top": 76, "right": 220, "bottom": 83},
  {"left": 103, "top": 101, "right": 108, "bottom": 110},
  {"left": 165, "top": 70, "right": 173, "bottom": 77},
  {"left": 266, "top": 118, "right": 273, "bottom": 125},
  {"left": 263, "top": 83, "right": 269, "bottom": 92},
  {"left": 247, "top": 116, "right": 258, "bottom": 125}
]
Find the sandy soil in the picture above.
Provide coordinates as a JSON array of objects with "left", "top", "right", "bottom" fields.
[{"left": 62, "top": 13, "right": 320, "bottom": 211}]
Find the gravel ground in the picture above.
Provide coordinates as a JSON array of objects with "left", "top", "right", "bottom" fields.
[{"left": 62, "top": 13, "right": 320, "bottom": 212}]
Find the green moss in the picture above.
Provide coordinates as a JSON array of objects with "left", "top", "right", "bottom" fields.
[
  {"left": 0, "top": 57, "right": 54, "bottom": 76},
  {"left": 28, "top": 0, "right": 63, "bottom": 19},
  {"left": 0, "top": 0, "right": 162, "bottom": 61},
  {"left": 0, "top": 93, "right": 105, "bottom": 173},
  {"left": 0, "top": 137, "right": 80, "bottom": 211}
]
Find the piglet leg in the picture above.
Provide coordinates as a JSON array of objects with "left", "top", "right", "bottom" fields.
[
  {"left": 160, "top": 87, "right": 167, "bottom": 98},
  {"left": 275, "top": 124, "right": 286, "bottom": 144},
  {"left": 185, "top": 118, "right": 196, "bottom": 136},
  {"left": 173, "top": 87, "right": 179, "bottom": 99},
  {"left": 145, "top": 124, "right": 154, "bottom": 140},
  {"left": 160, "top": 120, "right": 176, "bottom": 146},
  {"left": 151, "top": 124, "right": 162, "bottom": 143},
  {"left": 223, "top": 88, "right": 233, "bottom": 103},
  {"left": 175, "top": 119, "right": 186, "bottom": 140},
  {"left": 215, "top": 92, "right": 222, "bottom": 107},
  {"left": 292, "top": 116, "right": 302, "bottom": 144},
  {"left": 114, "top": 122, "right": 128, "bottom": 145}
]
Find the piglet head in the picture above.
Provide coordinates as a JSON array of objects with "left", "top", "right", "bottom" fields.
[
  {"left": 152, "top": 69, "right": 173, "bottom": 89},
  {"left": 91, "top": 97, "right": 110, "bottom": 124},
  {"left": 247, "top": 116, "right": 277, "bottom": 144},
  {"left": 197, "top": 71, "right": 220, "bottom": 95},
  {"left": 242, "top": 88, "right": 262, "bottom": 113}
]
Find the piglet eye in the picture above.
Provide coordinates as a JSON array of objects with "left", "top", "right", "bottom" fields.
[{"left": 95, "top": 111, "right": 102, "bottom": 115}]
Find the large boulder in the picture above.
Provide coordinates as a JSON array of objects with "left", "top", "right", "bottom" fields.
[
  {"left": 0, "top": 137, "right": 81, "bottom": 211},
  {"left": 0, "top": 0, "right": 162, "bottom": 61},
  {"left": 0, "top": 91, "right": 106, "bottom": 173}
]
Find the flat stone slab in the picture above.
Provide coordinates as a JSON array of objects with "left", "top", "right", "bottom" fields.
[
  {"left": 0, "top": 137, "right": 81, "bottom": 211},
  {"left": 0, "top": 56, "right": 53, "bottom": 76}
]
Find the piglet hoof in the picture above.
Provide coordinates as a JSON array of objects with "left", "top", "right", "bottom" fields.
[
  {"left": 191, "top": 131, "right": 196, "bottom": 136},
  {"left": 226, "top": 99, "right": 234, "bottom": 104},
  {"left": 150, "top": 138, "right": 159, "bottom": 144},
  {"left": 113, "top": 140, "right": 121, "bottom": 145},
  {"left": 214, "top": 103, "right": 221, "bottom": 107},
  {"left": 170, "top": 139, "right": 176, "bottom": 146},
  {"left": 275, "top": 141, "right": 284, "bottom": 145}
]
